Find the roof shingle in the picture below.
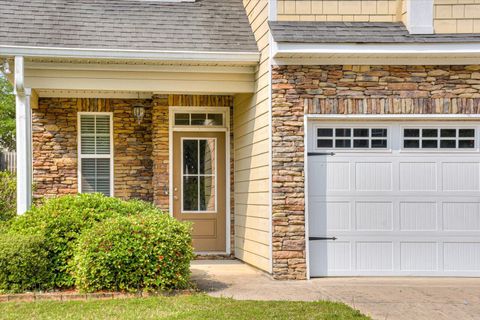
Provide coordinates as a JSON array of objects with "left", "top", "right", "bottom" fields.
[
  {"left": 270, "top": 21, "right": 480, "bottom": 43},
  {"left": 0, "top": 0, "right": 258, "bottom": 53}
]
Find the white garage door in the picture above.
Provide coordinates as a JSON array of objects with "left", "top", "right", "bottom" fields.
[{"left": 307, "top": 121, "right": 480, "bottom": 277}]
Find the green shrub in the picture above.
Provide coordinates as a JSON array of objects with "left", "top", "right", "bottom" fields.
[
  {"left": 73, "top": 213, "right": 193, "bottom": 293},
  {"left": 0, "top": 171, "right": 16, "bottom": 222},
  {"left": 0, "top": 233, "right": 50, "bottom": 293},
  {"left": 9, "top": 193, "right": 159, "bottom": 289}
]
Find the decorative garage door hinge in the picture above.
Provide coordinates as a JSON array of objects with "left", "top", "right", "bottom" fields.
[
  {"left": 307, "top": 152, "right": 335, "bottom": 156},
  {"left": 309, "top": 237, "right": 337, "bottom": 241}
]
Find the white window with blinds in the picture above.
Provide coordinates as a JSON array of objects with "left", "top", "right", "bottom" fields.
[{"left": 78, "top": 113, "right": 114, "bottom": 196}]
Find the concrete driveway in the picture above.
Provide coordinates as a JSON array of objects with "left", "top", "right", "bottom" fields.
[{"left": 191, "top": 260, "right": 480, "bottom": 320}]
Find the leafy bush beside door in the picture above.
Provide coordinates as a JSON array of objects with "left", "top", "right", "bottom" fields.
[
  {"left": 0, "top": 171, "right": 16, "bottom": 222},
  {"left": 0, "top": 193, "right": 193, "bottom": 293},
  {"left": 0, "top": 234, "right": 50, "bottom": 293},
  {"left": 74, "top": 213, "right": 193, "bottom": 293}
]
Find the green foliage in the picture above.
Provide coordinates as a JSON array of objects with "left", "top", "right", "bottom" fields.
[
  {"left": 9, "top": 193, "right": 159, "bottom": 289},
  {"left": 0, "top": 75, "right": 15, "bottom": 150},
  {"left": 0, "top": 233, "right": 50, "bottom": 293},
  {"left": 0, "top": 171, "right": 16, "bottom": 222},
  {"left": 73, "top": 212, "right": 193, "bottom": 293}
]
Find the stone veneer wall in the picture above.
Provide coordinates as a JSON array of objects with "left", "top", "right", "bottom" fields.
[
  {"left": 33, "top": 95, "right": 235, "bottom": 255},
  {"left": 32, "top": 98, "right": 153, "bottom": 201},
  {"left": 271, "top": 65, "right": 480, "bottom": 279}
]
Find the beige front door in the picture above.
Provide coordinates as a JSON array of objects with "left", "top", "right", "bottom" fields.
[{"left": 173, "top": 131, "right": 226, "bottom": 252}]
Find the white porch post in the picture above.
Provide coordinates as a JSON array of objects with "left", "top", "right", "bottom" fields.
[{"left": 14, "top": 56, "right": 32, "bottom": 214}]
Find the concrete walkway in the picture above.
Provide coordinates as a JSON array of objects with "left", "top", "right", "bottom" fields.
[{"left": 191, "top": 260, "right": 480, "bottom": 320}]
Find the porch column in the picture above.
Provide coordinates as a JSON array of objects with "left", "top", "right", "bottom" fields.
[{"left": 14, "top": 56, "right": 32, "bottom": 214}]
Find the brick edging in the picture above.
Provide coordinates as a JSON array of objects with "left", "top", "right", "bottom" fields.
[{"left": 0, "top": 290, "right": 195, "bottom": 303}]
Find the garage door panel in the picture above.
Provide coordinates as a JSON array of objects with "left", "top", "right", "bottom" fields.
[
  {"left": 355, "top": 162, "right": 392, "bottom": 191},
  {"left": 442, "top": 162, "right": 480, "bottom": 191},
  {"left": 356, "top": 242, "right": 393, "bottom": 271},
  {"left": 443, "top": 202, "right": 480, "bottom": 231},
  {"left": 309, "top": 161, "right": 351, "bottom": 195},
  {"left": 399, "top": 162, "right": 437, "bottom": 191},
  {"left": 400, "top": 242, "right": 438, "bottom": 272},
  {"left": 309, "top": 200, "right": 351, "bottom": 233},
  {"left": 310, "top": 241, "right": 352, "bottom": 275},
  {"left": 308, "top": 121, "right": 480, "bottom": 277},
  {"left": 355, "top": 202, "right": 393, "bottom": 231},
  {"left": 399, "top": 202, "right": 438, "bottom": 231},
  {"left": 444, "top": 242, "right": 480, "bottom": 271}
]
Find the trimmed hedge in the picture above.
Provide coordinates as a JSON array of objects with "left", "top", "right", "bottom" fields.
[
  {"left": 0, "top": 233, "right": 50, "bottom": 293},
  {"left": 73, "top": 213, "right": 193, "bottom": 293},
  {"left": 9, "top": 193, "right": 160, "bottom": 289},
  {"left": 0, "top": 171, "right": 16, "bottom": 222}
]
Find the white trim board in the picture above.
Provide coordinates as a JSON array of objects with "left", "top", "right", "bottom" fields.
[
  {"left": 305, "top": 114, "right": 480, "bottom": 121},
  {"left": 273, "top": 42, "right": 480, "bottom": 65},
  {"left": 405, "top": 0, "right": 434, "bottom": 34},
  {"left": 26, "top": 62, "right": 256, "bottom": 74},
  {"left": 0, "top": 45, "right": 260, "bottom": 64}
]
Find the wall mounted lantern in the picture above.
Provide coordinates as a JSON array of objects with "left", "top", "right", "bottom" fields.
[{"left": 133, "top": 93, "right": 145, "bottom": 124}]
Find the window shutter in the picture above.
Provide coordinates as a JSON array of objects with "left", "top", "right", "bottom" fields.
[{"left": 79, "top": 114, "right": 112, "bottom": 196}]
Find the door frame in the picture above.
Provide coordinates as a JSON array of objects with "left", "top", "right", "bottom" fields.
[
  {"left": 304, "top": 114, "right": 480, "bottom": 279},
  {"left": 169, "top": 106, "right": 231, "bottom": 254}
]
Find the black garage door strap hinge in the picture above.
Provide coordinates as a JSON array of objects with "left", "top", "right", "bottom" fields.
[
  {"left": 307, "top": 152, "right": 335, "bottom": 156},
  {"left": 309, "top": 237, "right": 337, "bottom": 241}
]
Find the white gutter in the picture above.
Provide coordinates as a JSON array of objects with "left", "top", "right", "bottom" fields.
[
  {"left": 273, "top": 42, "right": 480, "bottom": 65},
  {"left": 0, "top": 45, "right": 260, "bottom": 64}
]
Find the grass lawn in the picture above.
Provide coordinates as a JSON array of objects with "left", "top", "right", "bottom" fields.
[{"left": 0, "top": 294, "right": 369, "bottom": 320}]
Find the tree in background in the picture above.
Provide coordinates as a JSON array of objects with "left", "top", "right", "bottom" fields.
[{"left": 0, "top": 75, "right": 15, "bottom": 151}]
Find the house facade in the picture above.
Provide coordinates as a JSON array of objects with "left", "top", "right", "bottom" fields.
[{"left": 1, "top": 0, "right": 480, "bottom": 280}]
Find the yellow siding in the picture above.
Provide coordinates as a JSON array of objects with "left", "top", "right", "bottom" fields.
[
  {"left": 277, "top": 0, "right": 402, "bottom": 21},
  {"left": 401, "top": 0, "right": 407, "bottom": 25},
  {"left": 434, "top": 0, "right": 480, "bottom": 33},
  {"left": 235, "top": 0, "right": 271, "bottom": 273}
]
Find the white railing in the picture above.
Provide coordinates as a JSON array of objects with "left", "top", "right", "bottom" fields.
[{"left": 0, "top": 150, "right": 16, "bottom": 173}]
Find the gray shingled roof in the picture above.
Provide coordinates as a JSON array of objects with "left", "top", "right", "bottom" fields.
[
  {"left": 0, "top": 0, "right": 258, "bottom": 53},
  {"left": 270, "top": 21, "right": 480, "bottom": 43}
]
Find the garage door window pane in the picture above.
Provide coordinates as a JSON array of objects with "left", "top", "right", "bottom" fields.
[
  {"left": 459, "top": 129, "right": 475, "bottom": 138},
  {"left": 422, "top": 129, "right": 438, "bottom": 138},
  {"left": 440, "top": 140, "right": 456, "bottom": 148},
  {"left": 317, "top": 128, "right": 333, "bottom": 137},
  {"left": 335, "top": 139, "right": 351, "bottom": 148},
  {"left": 422, "top": 140, "right": 438, "bottom": 148},
  {"left": 404, "top": 129, "right": 420, "bottom": 138},
  {"left": 353, "top": 139, "right": 369, "bottom": 148},
  {"left": 441, "top": 129, "right": 456, "bottom": 138},
  {"left": 354, "top": 129, "right": 369, "bottom": 137},
  {"left": 371, "top": 139, "right": 387, "bottom": 148},
  {"left": 459, "top": 140, "right": 475, "bottom": 148},
  {"left": 317, "top": 139, "right": 333, "bottom": 148},
  {"left": 336, "top": 129, "right": 351, "bottom": 137},
  {"left": 404, "top": 140, "right": 420, "bottom": 148},
  {"left": 372, "top": 129, "right": 387, "bottom": 137}
]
